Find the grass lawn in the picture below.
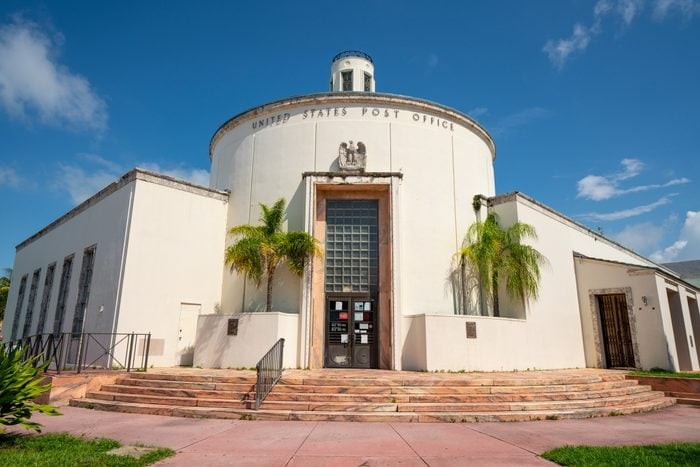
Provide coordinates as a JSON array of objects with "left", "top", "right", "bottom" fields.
[
  {"left": 629, "top": 369, "right": 700, "bottom": 379},
  {"left": 542, "top": 443, "right": 700, "bottom": 466},
  {"left": 0, "top": 433, "right": 174, "bottom": 466}
]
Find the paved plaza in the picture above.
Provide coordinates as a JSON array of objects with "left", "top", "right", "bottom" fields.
[{"left": 10, "top": 404, "right": 700, "bottom": 466}]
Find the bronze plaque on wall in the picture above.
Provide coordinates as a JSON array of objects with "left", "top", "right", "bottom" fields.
[
  {"left": 466, "top": 321, "right": 477, "bottom": 339},
  {"left": 227, "top": 318, "right": 239, "bottom": 336}
]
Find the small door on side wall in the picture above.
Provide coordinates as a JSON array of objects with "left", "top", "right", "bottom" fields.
[
  {"left": 597, "top": 294, "right": 635, "bottom": 368},
  {"left": 177, "top": 302, "right": 201, "bottom": 366}
]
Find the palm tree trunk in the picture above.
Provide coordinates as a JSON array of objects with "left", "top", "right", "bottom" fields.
[
  {"left": 266, "top": 268, "right": 274, "bottom": 312},
  {"left": 492, "top": 273, "right": 500, "bottom": 317},
  {"left": 460, "top": 259, "right": 467, "bottom": 315}
]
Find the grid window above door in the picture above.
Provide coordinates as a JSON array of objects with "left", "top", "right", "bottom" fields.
[{"left": 325, "top": 200, "right": 379, "bottom": 293}]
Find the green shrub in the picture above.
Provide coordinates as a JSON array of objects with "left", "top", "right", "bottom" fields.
[{"left": 0, "top": 346, "right": 61, "bottom": 433}]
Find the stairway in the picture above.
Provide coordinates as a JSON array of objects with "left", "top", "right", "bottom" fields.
[{"left": 70, "top": 368, "right": 675, "bottom": 422}]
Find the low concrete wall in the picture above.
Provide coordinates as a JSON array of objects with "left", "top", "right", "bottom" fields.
[
  {"left": 627, "top": 375, "right": 700, "bottom": 397},
  {"left": 38, "top": 373, "right": 120, "bottom": 406},
  {"left": 193, "top": 312, "right": 299, "bottom": 369},
  {"left": 402, "top": 314, "right": 585, "bottom": 372}
]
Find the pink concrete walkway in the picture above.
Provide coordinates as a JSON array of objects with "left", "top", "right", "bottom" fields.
[{"left": 11, "top": 405, "right": 700, "bottom": 466}]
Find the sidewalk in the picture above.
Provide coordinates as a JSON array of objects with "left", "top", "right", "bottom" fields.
[{"left": 13, "top": 405, "right": 700, "bottom": 466}]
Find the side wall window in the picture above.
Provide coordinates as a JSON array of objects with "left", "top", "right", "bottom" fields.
[
  {"left": 53, "top": 255, "right": 74, "bottom": 335},
  {"left": 10, "top": 275, "right": 28, "bottom": 340},
  {"left": 71, "top": 246, "right": 96, "bottom": 336},
  {"left": 22, "top": 269, "right": 42, "bottom": 338},
  {"left": 342, "top": 70, "right": 353, "bottom": 91},
  {"left": 364, "top": 72, "right": 372, "bottom": 92},
  {"left": 36, "top": 263, "right": 56, "bottom": 334}
]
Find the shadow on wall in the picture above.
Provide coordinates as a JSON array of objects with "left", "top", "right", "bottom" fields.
[
  {"left": 178, "top": 344, "right": 195, "bottom": 366},
  {"left": 446, "top": 262, "right": 482, "bottom": 316},
  {"left": 287, "top": 180, "right": 307, "bottom": 232}
]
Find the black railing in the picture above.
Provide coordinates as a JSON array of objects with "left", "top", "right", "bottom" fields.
[
  {"left": 332, "top": 50, "right": 373, "bottom": 63},
  {"left": 1, "top": 332, "right": 151, "bottom": 374},
  {"left": 254, "top": 338, "right": 285, "bottom": 410}
]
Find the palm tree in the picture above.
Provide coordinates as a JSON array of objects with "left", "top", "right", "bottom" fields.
[
  {"left": 458, "top": 214, "right": 545, "bottom": 317},
  {"left": 225, "top": 199, "right": 320, "bottom": 312},
  {"left": 0, "top": 268, "right": 11, "bottom": 323}
]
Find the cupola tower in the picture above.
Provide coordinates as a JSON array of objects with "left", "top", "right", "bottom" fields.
[{"left": 330, "top": 50, "right": 375, "bottom": 93}]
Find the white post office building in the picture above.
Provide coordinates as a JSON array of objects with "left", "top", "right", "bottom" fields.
[{"left": 4, "top": 51, "right": 700, "bottom": 373}]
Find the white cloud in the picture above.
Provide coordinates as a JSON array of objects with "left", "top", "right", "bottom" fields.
[
  {"left": 56, "top": 155, "right": 210, "bottom": 205},
  {"left": 0, "top": 166, "right": 21, "bottom": 188},
  {"left": 427, "top": 53, "right": 439, "bottom": 69},
  {"left": 543, "top": 24, "right": 595, "bottom": 69},
  {"left": 0, "top": 18, "right": 107, "bottom": 131},
  {"left": 545, "top": 0, "right": 697, "bottom": 68},
  {"left": 577, "top": 158, "right": 690, "bottom": 201},
  {"left": 653, "top": 0, "right": 699, "bottom": 20},
  {"left": 467, "top": 107, "right": 489, "bottom": 118},
  {"left": 580, "top": 195, "right": 673, "bottom": 221},
  {"left": 57, "top": 163, "right": 119, "bottom": 205},
  {"left": 651, "top": 210, "right": 700, "bottom": 261},
  {"left": 137, "top": 163, "right": 210, "bottom": 187},
  {"left": 491, "top": 107, "right": 551, "bottom": 135},
  {"left": 611, "top": 221, "right": 665, "bottom": 253},
  {"left": 618, "top": 0, "right": 645, "bottom": 24}
]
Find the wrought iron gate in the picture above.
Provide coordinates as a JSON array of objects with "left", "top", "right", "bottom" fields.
[{"left": 597, "top": 294, "right": 635, "bottom": 368}]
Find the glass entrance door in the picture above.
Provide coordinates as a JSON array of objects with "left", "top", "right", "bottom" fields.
[
  {"left": 326, "top": 297, "right": 376, "bottom": 368},
  {"left": 324, "top": 200, "right": 379, "bottom": 368}
]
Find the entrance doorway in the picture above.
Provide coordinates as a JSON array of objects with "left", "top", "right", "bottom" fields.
[
  {"left": 597, "top": 294, "right": 635, "bottom": 368},
  {"left": 326, "top": 296, "right": 376, "bottom": 368},
  {"left": 324, "top": 200, "right": 379, "bottom": 368}
]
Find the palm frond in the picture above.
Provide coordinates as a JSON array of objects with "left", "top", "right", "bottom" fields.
[
  {"left": 259, "top": 198, "right": 286, "bottom": 235},
  {"left": 284, "top": 231, "right": 322, "bottom": 275},
  {"left": 458, "top": 212, "right": 547, "bottom": 312},
  {"left": 225, "top": 237, "right": 263, "bottom": 286}
]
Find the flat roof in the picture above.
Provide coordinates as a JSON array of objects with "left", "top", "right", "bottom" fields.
[{"left": 16, "top": 168, "right": 228, "bottom": 251}]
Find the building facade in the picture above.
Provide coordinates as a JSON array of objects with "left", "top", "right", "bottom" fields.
[{"left": 4, "top": 51, "right": 700, "bottom": 373}]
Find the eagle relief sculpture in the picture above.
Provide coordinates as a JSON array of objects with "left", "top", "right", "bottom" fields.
[{"left": 338, "top": 140, "right": 367, "bottom": 171}]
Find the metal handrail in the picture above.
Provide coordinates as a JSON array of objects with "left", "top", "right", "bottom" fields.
[
  {"left": 332, "top": 50, "right": 373, "bottom": 64},
  {"left": 1, "top": 332, "right": 151, "bottom": 373},
  {"left": 254, "top": 338, "right": 285, "bottom": 410}
]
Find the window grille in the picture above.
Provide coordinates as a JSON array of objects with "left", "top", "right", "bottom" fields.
[
  {"left": 364, "top": 73, "right": 372, "bottom": 92},
  {"left": 22, "top": 269, "right": 41, "bottom": 338},
  {"left": 36, "top": 263, "right": 56, "bottom": 334},
  {"left": 10, "top": 275, "right": 28, "bottom": 341},
  {"left": 53, "top": 255, "right": 74, "bottom": 335},
  {"left": 72, "top": 246, "right": 96, "bottom": 336},
  {"left": 342, "top": 70, "right": 353, "bottom": 91}
]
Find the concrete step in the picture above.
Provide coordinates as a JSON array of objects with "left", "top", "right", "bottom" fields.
[
  {"left": 101, "top": 384, "right": 253, "bottom": 400},
  {"left": 70, "top": 369, "right": 673, "bottom": 423},
  {"left": 279, "top": 374, "right": 607, "bottom": 388},
  {"left": 87, "top": 391, "right": 250, "bottom": 409},
  {"left": 264, "top": 384, "right": 649, "bottom": 403},
  {"left": 70, "top": 394, "right": 674, "bottom": 422},
  {"left": 129, "top": 372, "right": 257, "bottom": 384},
  {"left": 257, "top": 391, "right": 664, "bottom": 413},
  {"left": 268, "top": 379, "right": 637, "bottom": 395},
  {"left": 114, "top": 378, "right": 255, "bottom": 392}
]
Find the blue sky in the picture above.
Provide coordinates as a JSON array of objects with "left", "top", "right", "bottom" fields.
[{"left": 0, "top": 0, "right": 699, "bottom": 271}]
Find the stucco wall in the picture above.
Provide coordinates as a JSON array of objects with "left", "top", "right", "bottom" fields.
[
  {"left": 493, "top": 194, "right": 694, "bottom": 372},
  {"left": 3, "top": 181, "right": 133, "bottom": 342},
  {"left": 574, "top": 260, "right": 672, "bottom": 370},
  {"left": 116, "top": 177, "right": 228, "bottom": 367},
  {"left": 194, "top": 312, "right": 299, "bottom": 369},
  {"left": 211, "top": 96, "right": 495, "bottom": 319},
  {"left": 402, "top": 314, "right": 583, "bottom": 371}
]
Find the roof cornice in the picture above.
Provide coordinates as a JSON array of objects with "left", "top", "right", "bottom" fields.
[{"left": 209, "top": 92, "right": 495, "bottom": 160}]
